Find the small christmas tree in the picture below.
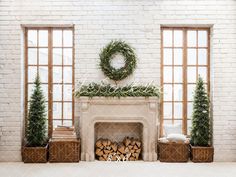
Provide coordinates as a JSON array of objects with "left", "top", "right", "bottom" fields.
[
  {"left": 26, "top": 74, "right": 47, "bottom": 147},
  {"left": 190, "top": 76, "right": 210, "bottom": 146}
]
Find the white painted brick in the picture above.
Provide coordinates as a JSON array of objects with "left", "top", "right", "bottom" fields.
[{"left": 0, "top": 0, "right": 236, "bottom": 162}]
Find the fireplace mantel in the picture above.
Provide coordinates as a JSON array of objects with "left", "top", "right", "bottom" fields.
[{"left": 76, "top": 97, "right": 159, "bottom": 161}]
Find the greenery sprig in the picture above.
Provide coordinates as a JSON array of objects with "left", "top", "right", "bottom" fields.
[
  {"left": 99, "top": 40, "right": 136, "bottom": 81},
  {"left": 75, "top": 82, "right": 160, "bottom": 98}
]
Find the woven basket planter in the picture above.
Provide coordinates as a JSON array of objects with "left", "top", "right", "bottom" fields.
[
  {"left": 49, "top": 139, "right": 80, "bottom": 162},
  {"left": 158, "top": 141, "right": 190, "bottom": 162},
  {"left": 22, "top": 145, "right": 48, "bottom": 163},
  {"left": 190, "top": 145, "right": 214, "bottom": 162}
]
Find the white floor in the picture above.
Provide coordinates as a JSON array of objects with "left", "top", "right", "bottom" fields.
[{"left": 0, "top": 161, "right": 236, "bottom": 177}]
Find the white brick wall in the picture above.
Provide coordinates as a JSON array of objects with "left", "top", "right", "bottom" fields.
[{"left": 0, "top": 0, "right": 235, "bottom": 161}]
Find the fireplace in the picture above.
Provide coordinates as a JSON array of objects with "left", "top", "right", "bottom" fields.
[{"left": 76, "top": 97, "right": 159, "bottom": 161}]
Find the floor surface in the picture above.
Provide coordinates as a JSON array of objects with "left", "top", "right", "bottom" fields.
[{"left": 0, "top": 161, "right": 236, "bottom": 177}]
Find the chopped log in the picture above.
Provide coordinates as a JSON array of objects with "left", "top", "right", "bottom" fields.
[
  {"left": 135, "top": 148, "right": 141, "bottom": 153},
  {"left": 130, "top": 149, "right": 135, "bottom": 153},
  {"left": 125, "top": 147, "right": 129, "bottom": 153},
  {"left": 96, "top": 139, "right": 103, "bottom": 147},
  {"left": 136, "top": 141, "right": 141, "bottom": 148},
  {"left": 107, "top": 139, "right": 111, "bottom": 146},
  {"left": 118, "top": 144, "right": 125, "bottom": 154},
  {"left": 129, "top": 157, "right": 135, "bottom": 161},
  {"left": 104, "top": 149, "right": 111, "bottom": 154},
  {"left": 120, "top": 154, "right": 125, "bottom": 160},
  {"left": 131, "top": 139, "right": 136, "bottom": 146},
  {"left": 134, "top": 153, "right": 139, "bottom": 160},
  {"left": 102, "top": 139, "right": 108, "bottom": 147},
  {"left": 103, "top": 154, "right": 108, "bottom": 160},
  {"left": 123, "top": 137, "right": 131, "bottom": 146},
  {"left": 111, "top": 143, "right": 118, "bottom": 152},
  {"left": 99, "top": 156, "right": 106, "bottom": 161},
  {"left": 128, "top": 145, "right": 133, "bottom": 150},
  {"left": 133, "top": 145, "right": 138, "bottom": 150},
  {"left": 95, "top": 148, "right": 103, "bottom": 156}
]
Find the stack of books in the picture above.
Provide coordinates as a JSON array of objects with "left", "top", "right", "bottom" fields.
[{"left": 52, "top": 126, "right": 77, "bottom": 141}]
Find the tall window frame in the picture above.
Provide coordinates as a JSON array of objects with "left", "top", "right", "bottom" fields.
[
  {"left": 160, "top": 27, "right": 210, "bottom": 136},
  {"left": 24, "top": 27, "right": 75, "bottom": 137}
]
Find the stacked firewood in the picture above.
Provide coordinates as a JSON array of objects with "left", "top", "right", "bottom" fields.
[{"left": 95, "top": 137, "right": 142, "bottom": 161}]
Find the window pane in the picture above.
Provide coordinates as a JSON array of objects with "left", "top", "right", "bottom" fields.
[
  {"left": 28, "top": 30, "right": 37, "bottom": 47},
  {"left": 163, "top": 102, "right": 172, "bottom": 118},
  {"left": 41, "top": 84, "right": 48, "bottom": 101},
  {"left": 174, "top": 49, "right": 182, "bottom": 65},
  {"left": 53, "top": 102, "right": 62, "bottom": 119},
  {"left": 38, "top": 30, "right": 48, "bottom": 47},
  {"left": 63, "top": 103, "right": 72, "bottom": 120},
  {"left": 53, "top": 120, "right": 62, "bottom": 128},
  {"left": 198, "top": 49, "right": 207, "bottom": 65},
  {"left": 174, "top": 103, "right": 182, "bottom": 118},
  {"left": 63, "top": 30, "right": 73, "bottom": 47},
  {"left": 39, "top": 67, "right": 48, "bottom": 83},
  {"left": 163, "top": 30, "right": 172, "bottom": 47},
  {"left": 63, "top": 67, "right": 72, "bottom": 83},
  {"left": 187, "top": 49, "right": 196, "bottom": 65},
  {"left": 53, "top": 84, "right": 62, "bottom": 101},
  {"left": 39, "top": 48, "right": 48, "bottom": 65},
  {"left": 28, "top": 66, "right": 37, "bottom": 82},
  {"left": 187, "top": 67, "right": 196, "bottom": 83},
  {"left": 198, "top": 30, "right": 207, "bottom": 47},
  {"left": 53, "top": 30, "right": 62, "bottom": 47},
  {"left": 28, "top": 48, "right": 37, "bottom": 65},
  {"left": 187, "top": 119, "right": 192, "bottom": 135},
  {"left": 174, "top": 84, "right": 183, "bottom": 101},
  {"left": 64, "top": 85, "right": 72, "bottom": 101},
  {"left": 163, "top": 67, "right": 172, "bottom": 83},
  {"left": 187, "top": 30, "right": 197, "bottom": 47},
  {"left": 53, "top": 67, "right": 62, "bottom": 83},
  {"left": 174, "top": 67, "right": 182, "bottom": 83},
  {"left": 28, "top": 84, "right": 34, "bottom": 100},
  {"left": 53, "top": 48, "right": 62, "bottom": 65},
  {"left": 63, "top": 120, "right": 72, "bottom": 127},
  {"left": 163, "top": 49, "right": 172, "bottom": 65},
  {"left": 198, "top": 67, "right": 207, "bottom": 82},
  {"left": 187, "top": 102, "right": 193, "bottom": 118},
  {"left": 64, "top": 48, "right": 73, "bottom": 65},
  {"left": 174, "top": 30, "right": 183, "bottom": 47},
  {"left": 163, "top": 84, "right": 172, "bottom": 101},
  {"left": 187, "top": 84, "right": 195, "bottom": 101}
]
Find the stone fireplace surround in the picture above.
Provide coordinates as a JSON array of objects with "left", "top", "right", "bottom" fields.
[{"left": 76, "top": 97, "right": 159, "bottom": 161}]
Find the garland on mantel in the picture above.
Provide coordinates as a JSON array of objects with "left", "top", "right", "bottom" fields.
[{"left": 75, "top": 82, "right": 160, "bottom": 98}]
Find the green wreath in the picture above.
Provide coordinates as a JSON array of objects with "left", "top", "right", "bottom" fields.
[{"left": 99, "top": 40, "right": 136, "bottom": 81}]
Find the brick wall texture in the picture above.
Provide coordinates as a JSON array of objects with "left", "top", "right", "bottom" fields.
[{"left": 0, "top": 0, "right": 236, "bottom": 161}]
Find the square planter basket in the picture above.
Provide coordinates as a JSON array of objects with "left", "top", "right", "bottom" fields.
[
  {"left": 158, "top": 141, "right": 190, "bottom": 162},
  {"left": 22, "top": 145, "right": 48, "bottom": 163},
  {"left": 49, "top": 139, "right": 80, "bottom": 162},
  {"left": 190, "top": 145, "right": 214, "bottom": 162}
]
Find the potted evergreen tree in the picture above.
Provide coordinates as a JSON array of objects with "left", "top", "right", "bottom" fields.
[
  {"left": 22, "top": 74, "right": 48, "bottom": 163},
  {"left": 190, "top": 77, "right": 214, "bottom": 162}
]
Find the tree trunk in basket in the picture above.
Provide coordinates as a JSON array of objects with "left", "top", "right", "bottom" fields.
[
  {"left": 22, "top": 144, "right": 48, "bottom": 163},
  {"left": 190, "top": 145, "right": 214, "bottom": 162}
]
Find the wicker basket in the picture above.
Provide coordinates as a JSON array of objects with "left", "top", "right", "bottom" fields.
[
  {"left": 158, "top": 141, "right": 190, "bottom": 162},
  {"left": 190, "top": 145, "right": 214, "bottom": 162},
  {"left": 49, "top": 139, "right": 80, "bottom": 162},
  {"left": 22, "top": 145, "right": 48, "bottom": 163}
]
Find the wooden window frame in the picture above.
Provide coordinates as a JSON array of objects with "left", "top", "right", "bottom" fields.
[
  {"left": 24, "top": 27, "right": 75, "bottom": 137},
  {"left": 160, "top": 27, "right": 210, "bottom": 136}
]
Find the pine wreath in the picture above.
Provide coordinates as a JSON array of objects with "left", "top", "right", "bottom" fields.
[{"left": 99, "top": 40, "right": 136, "bottom": 81}]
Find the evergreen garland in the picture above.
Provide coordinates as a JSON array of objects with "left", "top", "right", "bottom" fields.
[
  {"left": 99, "top": 40, "right": 136, "bottom": 81},
  {"left": 190, "top": 77, "right": 210, "bottom": 146},
  {"left": 26, "top": 74, "right": 47, "bottom": 147},
  {"left": 75, "top": 82, "right": 160, "bottom": 98}
]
